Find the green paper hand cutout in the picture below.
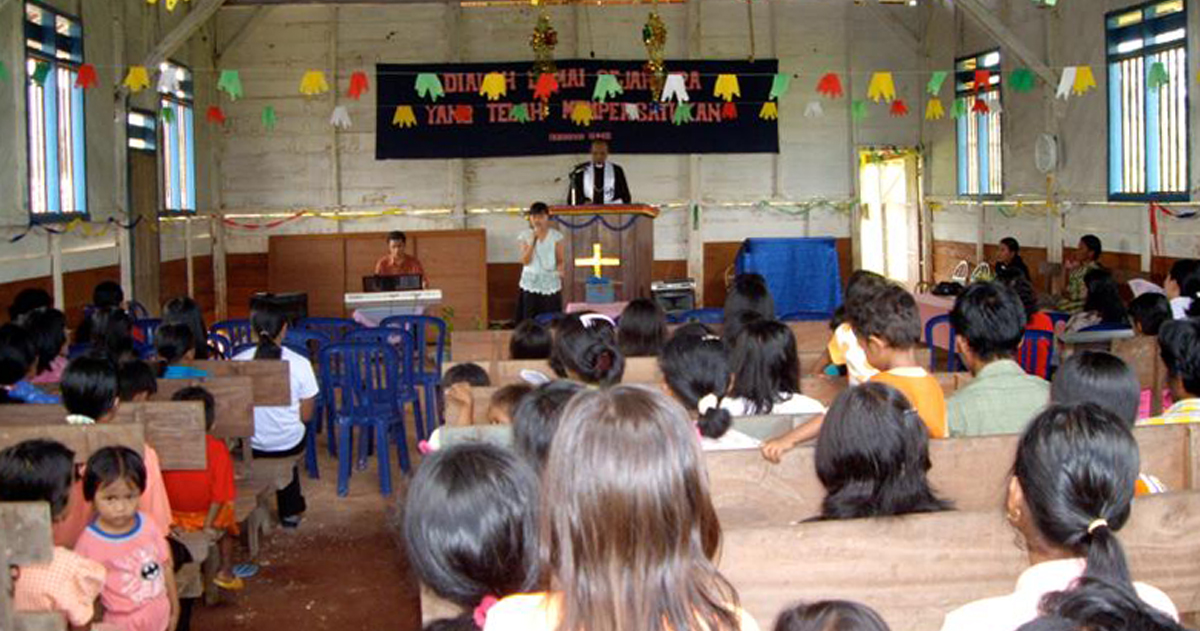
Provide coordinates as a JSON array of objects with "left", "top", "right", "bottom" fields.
[
  {"left": 31, "top": 62, "right": 50, "bottom": 86},
  {"left": 851, "top": 99, "right": 868, "bottom": 122},
  {"left": 0, "top": 61, "right": 8, "bottom": 83},
  {"left": 415, "top": 73, "right": 445, "bottom": 101},
  {"left": 262, "top": 106, "right": 277, "bottom": 131},
  {"left": 218, "top": 70, "right": 244, "bottom": 100},
  {"left": 510, "top": 104, "right": 531, "bottom": 123},
  {"left": 160, "top": 107, "right": 175, "bottom": 125},
  {"left": 1010, "top": 68, "right": 1037, "bottom": 93},
  {"left": 769, "top": 73, "right": 791, "bottom": 100},
  {"left": 927, "top": 71, "right": 948, "bottom": 96},
  {"left": 593, "top": 74, "right": 624, "bottom": 102},
  {"left": 951, "top": 98, "right": 968, "bottom": 119},
  {"left": 672, "top": 102, "right": 693, "bottom": 125},
  {"left": 1147, "top": 62, "right": 1170, "bottom": 89}
]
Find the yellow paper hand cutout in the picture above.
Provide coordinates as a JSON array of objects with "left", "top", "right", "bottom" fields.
[
  {"left": 867, "top": 72, "right": 896, "bottom": 103},
  {"left": 123, "top": 66, "right": 150, "bottom": 93},
  {"left": 299, "top": 71, "right": 330, "bottom": 96},
  {"left": 1073, "top": 66, "right": 1097, "bottom": 96},
  {"left": 392, "top": 106, "right": 417, "bottom": 128},
  {"left": 925, "top": 98, "right": 945, "bottom": 121},
  {"left": 480, "top": 72, "right": 507, "bottom": 101},
  {"left": 714, "top": 74, "right": 741, "bottom": 102},
  {"left": 166, "top": 0, "right": 178, "bottom": 10},
  {"left": 571, "top": 102, "right": 593, "bottom": 127},
  {"left": 759, "top": 102, "right": 778, "bottom": 120}
]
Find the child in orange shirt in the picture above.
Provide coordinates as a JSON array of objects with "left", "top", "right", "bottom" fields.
[
  {"left": 853, "top": 284, "right": 947, "bottom": 438},
  {"left": 161, "top": 386, "right": 243, "bottom": 591}
]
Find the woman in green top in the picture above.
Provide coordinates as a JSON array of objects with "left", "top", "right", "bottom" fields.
[{"left": 1059, "top": 234, "right": 1102, "bottom": 314}]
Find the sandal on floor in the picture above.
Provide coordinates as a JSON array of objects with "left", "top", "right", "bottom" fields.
[
  {"left": 232, "top": 563, "right": 259, "bottom": 578},
  {"left": 213, "top": 576, "right": 245, "bottom": 591}
]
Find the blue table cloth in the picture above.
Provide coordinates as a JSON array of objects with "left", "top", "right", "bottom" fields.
[{"left": 735, "top": 237, "right": 842, "bottom": 319}]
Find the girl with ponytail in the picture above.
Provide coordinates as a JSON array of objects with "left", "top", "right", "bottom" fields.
[
  {"left": 548, "top": 313, "right": 625, "bottom": 387},
  {"left": 658, "top": 325, "right": 756, "bottom": 449},
  {"left": 941, "top": 403, "right": 1178, "bottom": 631}
]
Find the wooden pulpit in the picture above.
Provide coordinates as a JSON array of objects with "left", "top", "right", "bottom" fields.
[{"left": 549, "top": 204, "right": 658, "bottom": 305}]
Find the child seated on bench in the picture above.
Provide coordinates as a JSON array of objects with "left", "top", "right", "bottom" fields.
[
  {"left": 774, "top": 601, "right": 891, "bottom": 631},
  {"left": 1140, "top": 319, "right": 1200, "bottom": 426},
  {"left": 442, "top": 362, "right": 492, "bottom": 427},
  {"left": 724, "top": 319, "right": 825, "bottom": 417},
  {"left": 19, "top": 307, "right": 69, "bottom": 384},
  {"left": 549, "top": 313, "right": 625, "bottom": 387},
  {"left": 818, "top": 270, "right": 887, "bottom": 385},
  {"left": 0, "top": 322, "right": 61, "bottom": 404},
  {"left": 402, "top": 442, "right": 540, "bottom": 630},
  {"left": 154, "top": 324, "right": 208, "bottom": 379},
  {"left": 511, "top": 380, "right": 584, "bottom": 472},
  {"left": 161, "top": 386, "right": 243, "bottom": 591},
  {"left": 616, "top": 297, "right": 667, "bottom": 358},
  {"left": 658, "top": 324, "right": 758, "bottom": 449},
  {"left": 0, "top": 439, "right": 106, "bottom": 628},
  {"left": 118, "top": 359, "right": 159, "bottom": 402},
  {"left": 940, "top": 403, "right": 1178, "bottom": 631}
]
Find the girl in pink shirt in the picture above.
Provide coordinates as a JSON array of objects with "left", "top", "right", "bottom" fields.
[{"left": 74, "top": 447, "right": 179, "bottom": 631}]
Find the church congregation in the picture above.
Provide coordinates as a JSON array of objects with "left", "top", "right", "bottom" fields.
[{"left": 2, "top": 1, "right": 1200, "bottom": 631}]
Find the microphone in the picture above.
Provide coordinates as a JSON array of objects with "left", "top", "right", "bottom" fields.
[{"left": 556, "top": 162, "right": 590, "bottom": 183}]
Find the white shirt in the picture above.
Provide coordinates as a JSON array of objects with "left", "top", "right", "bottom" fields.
[
  {"left": 833, "top": 322, "right": 878, "bottom": 385},
  {"left": 234, "top": 346, "right": 319, "bottom": 452},
  {"left": 720, "top": 392, "right": 826, "bottom": 417},
  {"left": 518, "top": 228, "right": 564, "bottom": 296},
  {"left": 1171, "top": 296, "right": 1193, "bottom": 319},
  {"left": 940, "top": 558, "right": 1178, "bottom": 631}
]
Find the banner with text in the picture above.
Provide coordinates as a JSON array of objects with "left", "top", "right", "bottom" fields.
[{"left": 375, "top": 59, "right": 779, "bottom": 160}]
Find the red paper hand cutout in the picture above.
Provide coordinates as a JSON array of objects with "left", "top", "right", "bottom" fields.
[
  {"left": 972, "top": 98, "right": 990, "bottom": 114},
  {"left": 206, "top": 106, "right": 226, "bottom": 124},
  {"left": 890, "top": 99, "right": 909, "bottom": 117},
  {"left": 721, "top": 101, "right": 738, "bottom": 121},
  {"left": 347, "top": 71, "right": 370, "bottom": 100},
  {"left": 453, "top": 104, "right": 473, "bottom": 123},
  {"left": 534, "top": 73, "right": 559, "bottom": 101},
  {"left": 75, "top": 64, "right": 97, "bottom": 89},
  {"left": 974, "top": 70, "right": 991, "bottom": 92},
  {"left": 817, "top": 73, "right": 843, "bottom": 99}
]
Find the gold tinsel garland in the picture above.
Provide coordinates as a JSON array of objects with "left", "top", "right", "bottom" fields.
[
  {"left": 530, "top": 13, "right": 558, "bottom": 76},
  {"left": 643, "top": 10, "right": 667, "bottom": 98}
]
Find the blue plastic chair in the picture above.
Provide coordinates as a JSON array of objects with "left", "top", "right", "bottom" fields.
[
  {"left": 206, "top": 333, "right": 232, "bottom": 360},
  {"left": 296, "top": 317, "right": 360, "bottom": 343},
  {"left": 1019, "top": 330, "right": 1055, "bottom": 379},
  {"left": 285, "top": 329, "right": 330, "bottom": 361},
  {"left": 924, "top": 314, "right": 961, "bottom": 372},
  {"left": 319, "top": 342, "right": 413, "bottom": 496},
  {"left": 128, "top": 301, "right": 151, "bottom": 320},
  {"left": 380, "top": 315, "right": 447, "bottom": 438},
  {"left": 134, "top": 319, "right": 162, "bottom": 344},
  {"left": 67, "top": 343, "right": 92, "bottom": 359},
  {"left": 679, "top": 308, "right": 725, "bottom": 325},
  {"left": 346, "top": 327, "right": 424, "bottom": 439},
  {"left": 211, "top": 319, "right": 253, "bottom": 348},
  {"left": 533, "top": 312, "right": 561, "bottom": 326}
]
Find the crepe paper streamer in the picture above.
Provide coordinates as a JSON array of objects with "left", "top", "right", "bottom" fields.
[
  {"left": 453, "top": 104, "right": 473, "bottom": 123},
  {"left": 1056, "top": 67, "right": 1076, "bottom": 100},
  {"left": 262, "top": 106, "right": 277, "bottom": 131},
  {"left": 480, "top": 72, "right": 507, "bottom": 101},
  {"left": 592, "top": 74, "right": 624, "bottom": 102},
  {"left": 925, "top": 98, "right": 945, "bottom": 121},
  {"left": 75, "top": 64, "right": 97, "bottom": 90},
  {"left": 217, "top": 70, "right": 243, "bottom": 101},
  {"left": 1010, "top": 68, "right": 1037, "bottom": 94},
  {"left": 624, "top": 103, "right": 641, "bottom": 121},
  {"left": 510, "top": 104, "right": 531, "bottom": 123},
  {"left": 867, "top": 72, "right": 896, "bottom": 103},
  {"left": 160, "top": 106, "right": 175, "bottom": 125},
  {"left": 31, "top": 62, "right": 51, "bottom": 86},
  {"left": 926, "top": 71, "right": 948, "bottom": 96},
  {"left": 890, "top": 99, "right": 909, "bottom": 117},
  {"left": 972, "top": 98, "right": 990, "bottom": 115},
  {"left": 951, "top": 98, "right": 968, "bottom": 119},
  {"left": 330, "top": 105, "right": 352, "bottom": 129},
  {"left": 661, "top": 73, "right": 690, "bottom": 103},
  {"left": 534, "top": 73, "right": 559, "bottom": 100},
  {"left": 123, "top": 66, "right": 150, "bottom": 92},
  {"left": 817, "top": 73, "right": 843, "bottom": 99},
  {"left": 1147, "top": 62, "right": 1170, "bottom": 89},
  {"left": 415, "top": 73, "right": 445, "bottom": 101},
  {"left": 769, "top": 73, "right": 791, "bottom": 101},
  {"left": 721, "top": 101, "right": 738, "bottom": 120},
  {"left": 672, "top": 102, "right": 694, "bottom": 126},
  {"left": 804, "top": 101, "right": 824, "bottom": 118},
  {"left": 1073, "top": 66, "right": 1096, "bottom": 96},
  {"left": 206, "top": 106, "right": 226, "bottom": 125},
  {"left": 759, "top": 102, "right": 778, "bottom": 121},
  {"left": 392, "top": 105, "right": 417, "bottom": 128},
  {"left": 300, "top": 70, "right": 330, "bottom": 96},
  {"left": 347, "top": 71, "right": 370, "bottom": 100},
  {"left": 713, "top": 74, "right": 741, "bottom": 102},
  {"left": 851, "top": 100, "right": 869, "bottom": 122},
  {"left": 974, "top": 70, "right": 992, "bottom": 92}
]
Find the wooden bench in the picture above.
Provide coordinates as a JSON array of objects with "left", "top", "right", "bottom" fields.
[
  {"left": 1112, "top": 335, "right": 1169, "bottom": 417},
  {"left": 719, "top": 490, "right": 1200, "bottom": 630},
  {"left": 180, "top": 360, "right": 291, "bottom": 407},
  {"left": 1, "top": 503, "right": 66, "bottom": 631}
]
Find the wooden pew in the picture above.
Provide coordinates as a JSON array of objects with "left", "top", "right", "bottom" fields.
[
  {"left": 180, "top": 360, "right": 291, "bottom": 407},
  {"left": 1112, "top": 335, "right": 1169, "bottom": 417},
  {"left": 0, "top": 503, "right": 66, "bottom": 631},
  {"left": 0, "top": 402, "right": 206, "bottom": 470},
  {"left": 152, "top": 377, "right": 255, "bottom": 441},
  {"left": 0, "top": 422, "right": 145, "bottom": 462},
  {"left": 718, "top": 490, "right": 1200, "bottom": 631}
]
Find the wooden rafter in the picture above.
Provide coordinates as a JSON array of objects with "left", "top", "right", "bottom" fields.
[{"left": 955, "top": 0, "right": 1057, "bottom": 87}]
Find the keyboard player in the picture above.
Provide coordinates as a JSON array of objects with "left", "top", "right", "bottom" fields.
[{"left": 374, "top": 231, "right": 427, "bottom": 288}]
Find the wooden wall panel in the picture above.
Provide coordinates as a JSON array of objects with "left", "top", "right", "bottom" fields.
[
  {"left": 487, "top": 263, "right": 522, "bottom": 324},
  {"left": 414, "top": 231, "right": 488, "bottom": 329},
  {"left": 159, "top": 255, "right": 215, "bottom": 322},
  {"left": 652, "top": 260, "right": 687, "bottom": 282},
  {"left": 226, "top": 254, "right": 269, "bottom": 319},
  {"left": 62, "top": 266, "right": 120, "bottom": 326},
  {"left": 268, "top": 236, "right": 347, "bottom": 318},
  {"left": 0, "top": 277, "right": 53, "bottom": 323}
]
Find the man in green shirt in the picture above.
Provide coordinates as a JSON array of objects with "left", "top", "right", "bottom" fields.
[{"left": 947, "top": 282, "right": 1050, "bottom": 437}]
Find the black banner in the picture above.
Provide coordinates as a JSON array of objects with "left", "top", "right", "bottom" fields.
[{"left": 375, "top": 59, "right": 779, "bottom": 160}]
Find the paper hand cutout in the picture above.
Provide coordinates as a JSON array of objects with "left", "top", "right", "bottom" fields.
[
  {"left": 804, "top": 101, "right": 824, "bottom": 118},
  {"left": 75, "top": 64, "right": 97, "bottom": 90},
  {"left": 1056, "top": 67, "right": 1076, "bottom": 99},
  {"left": 672, "top": 102, "right": 694, "bottom": 125},
  {"left": 218, "top": 70, "right": 243, "bottom": 100},
  {"left": 415, "top": 73, "right": 445, "bottom": 101},
  {"left": 624, "top": 103, "right": 641, "bottom": 121},
  {"left": 721, "top": 101, "right": 738, "bottom": 120},
  {"left": 571, "top": 102, "right": 593, "bottom": 127},
  {"left": 453, "top": 105, "right": 473, "bottom": 123},
  {"left": 166, "top": 0, "right": 179, "bottom": 10},
  {"left": 925, "top": 98, "right": 944, "bottom": 121},
  {"left": 262, "top": 106, "right": 277, "bottom": 131},
  {"left": 534, "top": 73, "right": 559, "bottom": 100},
  {"left": 714, "top": 74, "right": 741, "bottom": 102},
  {"left": 157, "top": 68, "right": 180, "bottom": 94},
  {"left": 890, "top": 99, "right": 909, "bottom": 117},
  {"left": 1010, "top": 68, "right": 1036, "bottom": 93},
  {"left": 851, "top": 100, "right": 869, "bottom": 122},
  {"left": 509, "top": 104, "right": 531, "bottom": 123},
  {"left": 0, "top": 61, "right": 8, "bottom": 83},
  {"left": 974, "top": 70, "right": 991, "bottom": 91},
  {"left": 480, "top": 72, "right": 507, "bottom": 101},
  {"left": 1147, "top": 62, "right": 1170, "bottom": 89},
  {"left": 206, "top": 106, "right": 226, "bottom": 125},
  {"left": 300, "top": 71, "right": 330, "bottom": 96},
  {"left": 593, "top": 74, "right": 624, "bottom": 102},
  {"left": 927, "top": 71, "right": 948, "bottom": 96},
  {"left": 31, "top": 62, "right": 50, "bottom": 86},
  {"left": 951, "top": 98, "right": 968, "bottom": 119},
  {"left": 392, "top": 105, "right": 417, "bottom": 128},
  {"left": 769, "top": 73, "right": 791, "bottom": 100},
  {"left": 160, "top": 106, "right": 175, "bottom": 125},
  {"left": 867, "top": 72, "right": 896, "bottom": 103},
  {"left": 759, "top": 102, "right": 778, "bottom": 121},
  {"left": 330, "top": 105, "right": 352, "bottom": 129},
  {"left": 972, "top": 98, "right": 990, "bottom": 115},
  {"left": 661, "top": 73, "right": 690, "bottom": 102},
  {"left": 123, "top": 66, "right": 150, "bottom": 93},
  {"left": 347, "top": 71, "right": 370, "bottom": 100},
  {"left": 817, "top": 73, "right": 843, "bottom": 99},
  {"left": 1073, "top": 66, "right": 1096, "bottom": 96}
]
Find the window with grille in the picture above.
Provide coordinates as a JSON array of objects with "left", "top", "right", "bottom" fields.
[
  {"left": 955, "top": 50, "right": 1003, "bottom": 198},
  {"left": 1107, "top": 0, "right": 1188, "bottom": 201},
  {"left": 159, "top": 62, "right": 196, "bottom": 214},
  {"left": 25, "top": 2, "right": 86, "bottom": 219},
  {"left": 127, "top": 110, "right": 157, "bottom": 152}
]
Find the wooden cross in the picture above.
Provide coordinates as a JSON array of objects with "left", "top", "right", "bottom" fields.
[{"left": 574, "top": 243, "right": 620, "bottom": 278}]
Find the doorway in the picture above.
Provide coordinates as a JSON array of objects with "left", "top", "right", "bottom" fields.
[
  {"left": 857, "top": 148, "right": 922, "bottom": 286},
  {"left": 127, "top": 109, "right": 161, "bottom": 311}
]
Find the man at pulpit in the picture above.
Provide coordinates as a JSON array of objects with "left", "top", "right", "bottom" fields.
[{"left": 570, "top": 140, "right": 632, "bottom": 205}]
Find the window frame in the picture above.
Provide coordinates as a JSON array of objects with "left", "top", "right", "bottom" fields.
[
  {"left": 23, "top": 0, "right": 88, "bottom": 223},
  {"left": 157, "top": 59, "right": 197, "bottom": 216},
  {"left": 1105, "top": 0, "right": 1190, "bottom": 202},
  {"left": 954, "top": 48, "right": 1004, "bottom": 201}
]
